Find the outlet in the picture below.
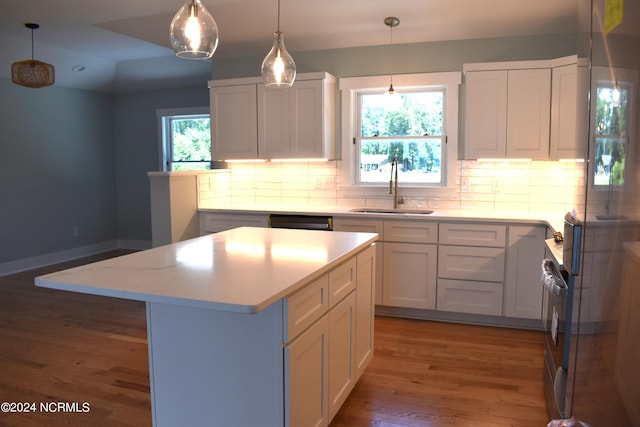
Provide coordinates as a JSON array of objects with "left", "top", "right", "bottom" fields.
[
  {"left": 461, "top": 176, "right": 470, "bottom": 191},
  {"left": 322, "top": 176, "right": 335, "bottom": 190},
  {"left": 72, "top": 226, "right": 79, "bottom": 237},
  {"left": 492, "top": 178, "right": 500, "bottom": 192}
]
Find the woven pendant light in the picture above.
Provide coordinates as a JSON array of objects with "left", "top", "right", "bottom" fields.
[{"left": 11, "top": 23, "right": 55, "bottom": 88}]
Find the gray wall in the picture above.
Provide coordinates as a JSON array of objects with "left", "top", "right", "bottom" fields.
[
  {"left": 1, "top": 34, "right": 577, "bottom": 266},
  {"left": 0, "top": 79, "right": 116, "bottom": 264},
  {"left": 113, "top": 87, "right": 209, "bottom": 242}
]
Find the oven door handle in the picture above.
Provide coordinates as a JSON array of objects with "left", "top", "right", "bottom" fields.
[{"left": 542, "top": 259, "right": 567, "bottom": 297}]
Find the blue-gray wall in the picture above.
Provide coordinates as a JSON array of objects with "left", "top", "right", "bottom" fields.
[
  {"left": 0, "top": 35, "right": 577, "bottom": 266},
  {"left": 0, "top": 79, "right": 116, "bottom": 264}
]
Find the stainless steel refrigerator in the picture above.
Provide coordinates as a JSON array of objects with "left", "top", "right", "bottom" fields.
[{"left": 567, "top": 1, "right": 640, "bottom": 425}]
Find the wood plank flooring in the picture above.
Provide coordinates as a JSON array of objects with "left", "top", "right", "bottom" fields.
[{"left": 0, "top": 251, "right": 548, "bottom": 426}]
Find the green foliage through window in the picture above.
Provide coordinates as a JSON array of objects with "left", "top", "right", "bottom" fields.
[
  {"left": 358, "top": 90, "right": 445, "bottom": 184},
  {"left": 166, "top": 115, "right": 211, "bottom": 171}
]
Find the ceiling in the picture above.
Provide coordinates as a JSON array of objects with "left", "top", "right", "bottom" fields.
[{"left": 0, "top": 0, "right": 583, "bottom": 93}]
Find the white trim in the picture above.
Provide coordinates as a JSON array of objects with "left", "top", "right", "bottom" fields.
[
  {"left": 339, "top": 72, "right": 461, "bottom": 190},
  {"left": 0, "top": 240, "right": 152, "bottom": 276},
  {"left": 156, "top": 107, "right": 210, "bottom": 172}
]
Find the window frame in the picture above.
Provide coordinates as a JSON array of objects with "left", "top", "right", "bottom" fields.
[
  {"left": 339, "top": 73, "right": 461, "bottom": 191},
  {"left": 157, "top": 107, "right": 211, "bottom": 172},
  {"left": 589, "top": 66, "right": 637, "bottom": 190}
]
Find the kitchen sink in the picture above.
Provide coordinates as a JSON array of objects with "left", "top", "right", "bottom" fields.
[{"left": 350, "top": 208, "right": 434, "bottom": 215}]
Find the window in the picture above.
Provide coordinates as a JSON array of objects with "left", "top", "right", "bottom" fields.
[
  {"left": 591, "top": 67, "right": 636, "bottom": 189},
  {"left": 157, "top": 107, "right": 211, "bottom": 171},
  {"left": 340, "top": 73, "right": 461, "bottom": 188}
]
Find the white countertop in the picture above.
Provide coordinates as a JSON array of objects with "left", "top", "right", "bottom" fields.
[
  {"left": 199, "top": 204, "right": 565, "bottom": 232},
  {"left": 35, "top": 227, "right": 378, "bottom": 314}
]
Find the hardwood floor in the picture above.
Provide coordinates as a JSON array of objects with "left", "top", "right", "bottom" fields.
[{"left": 0, "top": 251, "right": 548, "bottom": 426}]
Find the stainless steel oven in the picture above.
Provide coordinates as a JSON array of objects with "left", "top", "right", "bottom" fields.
[{"left": 542, "top": 212, "right": 582, "bottom": 419}]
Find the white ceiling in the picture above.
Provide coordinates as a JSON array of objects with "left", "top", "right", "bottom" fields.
[{"left": 0, "top": 0, "right": 583, "bottom": 93}]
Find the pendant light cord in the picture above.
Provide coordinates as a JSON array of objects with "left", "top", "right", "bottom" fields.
[{"left": 277, "top": 0, "right": 281, "bottom": 32}]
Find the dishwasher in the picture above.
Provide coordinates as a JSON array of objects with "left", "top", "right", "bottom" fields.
[{"left": 268, "top": 214, "right": 333, "bottom": 231}]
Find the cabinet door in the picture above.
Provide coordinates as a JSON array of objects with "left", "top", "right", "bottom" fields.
[
  {"left": 506, "top": 68, "right": 551, "bottom": 159},
  {"left": 285, "top": 316, "right": 329, "bottom": 427},
  {"left": 549, "top": 64, "right": 580, "bottom": 159},
  {"left": 464, "top": 70, "right": 508, "bottom": 159},
  {"left": 504, "top": 225, "right": 546, "bottom": 319},
  {"left": 355, "top": 244, "right": 375, "bottom": 379},
  {"left": 258, "top": 86, "right": 291, "bottom": 159},
  {"left": 328, "top": 292, "right": 356, "bottom": 421},
  {"left": 383, "top": 243, "right": 437, "bottom": 309},
  {"left": 291, "top": 79, "right": 332, "bottom": 159},
  {"left": 384, "top": 220, "right": 437, "bottom": 244},
  {"left": 438, "top": 245, "right": 505, "bottom": 282},
  {"left": 437, "top": 279, "right": 504, "bottom": 316},
  {"left": 333, "top": 218, "right": 384, "bottom": 305},
  {"left": 211, "top": 84, "right": 258, "bottom": 160}
]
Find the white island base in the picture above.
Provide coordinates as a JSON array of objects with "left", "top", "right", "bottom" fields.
[{"left": 36, "top": 227, "right": 378, "bottom": 427}]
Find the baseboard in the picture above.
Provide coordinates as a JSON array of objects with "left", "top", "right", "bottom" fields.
[{"left": 0, "top": 239, "right": 152, "bottom": 276}]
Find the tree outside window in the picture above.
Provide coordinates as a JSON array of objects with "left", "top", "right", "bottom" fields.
[{"left": 357, "top": 90, "right": 445, "bottom": 185}]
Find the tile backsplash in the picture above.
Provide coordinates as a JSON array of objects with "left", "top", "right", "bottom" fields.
[{"left": 198, "top": 159, "right": 586, "bottom": 214}]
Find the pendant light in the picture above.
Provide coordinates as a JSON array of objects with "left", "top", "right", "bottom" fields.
[
  {"left": 170, "top": 0, "right": 219, "bottom": 60},
  {"left": 11, "top": 23, "right": 55, "bottom": 88},
  {"left": 384, "top": 17, "right": 400, "bottom": 97},
  {"left": 261, "top": 0, "right": 296, "bottom": 87}
]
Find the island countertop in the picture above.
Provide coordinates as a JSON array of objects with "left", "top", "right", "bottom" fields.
[{"left": 35, "top": 227, "right": 378, "bottom": 314}]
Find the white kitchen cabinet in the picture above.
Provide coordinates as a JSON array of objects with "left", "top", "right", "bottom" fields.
[
  {"left": 549, "top": 62, "right": 580, "bottom": 159},
  {"left": 439, "top": 222, "right": 506, "bottom": 247},
  {"left": 210, "top": 83, "right": 258, "bottom": 160},
  {"left": 285, "top": 314, "right": 329, "bottom": 427},
  {"left": 437, "top": 279, "right": 504, "bottom": 316},
  {"left": 283, "top": 246, "right": 374, "bottom": 427},
  {"left": 383, "top": 220, "right": 438, "bottom": 244},
  {"left": 463, "top": 62, "right": 551, "bottom": 159},
  {"left": 328, "top": 292, "right": 356, "bottom": 420},
  {"left": 438, "top": 245, "right": 505, "bottom": 282},
  {"left": 210, "top": 72, "right": 336, "bottom": 161},
  {"left": 259, "top": 76, "right": 336, "bottom": 159},
  {"left": 463, "top": 70, "right": 508, "bottom": 159},
  {"left": 437, "top": 222, "right": 506, "bottom": 315},
  {"left": 199, "top": 211, "right": 268, "bottom": 234},
  {"left": 383, "top": 242, "right": 437, "bottom": 309},
  {"left": 506, "top": 68, "right": 551, "bottom": 158},
  {"left": 354, "top": 244, "right": 375, "bottom": 379},
  {"left": 503, "top": 225, "right": 546, "bottom": 319},
  {"left": 333, "top": 217, "right": 384, "bottom": 305}
]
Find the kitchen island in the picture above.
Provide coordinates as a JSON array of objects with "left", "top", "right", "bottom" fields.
[{"left": 35, "top": 227, "right": 378, "bottom": 427}]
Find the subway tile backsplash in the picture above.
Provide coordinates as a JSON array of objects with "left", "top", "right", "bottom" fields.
[{"left": 197, "top": 160, "right": 586, "bottom": 214}]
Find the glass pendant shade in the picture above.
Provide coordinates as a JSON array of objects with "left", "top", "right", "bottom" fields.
[
  {"left": 11, "top": 23, "right": 55, "bottom": 88},
  {"left": 170, "top": 0, "right": 219, "bottom": 60},
  {"left": 261, "top": 31, "right": 296, "bottom": 87}
]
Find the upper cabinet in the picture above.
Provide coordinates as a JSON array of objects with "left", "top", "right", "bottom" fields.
[
  {"left": 463, "top": 56, "right": 581, "bottom": 160},
  {"left": 209, "top": 72, "right": 336, "bottom": 161}
]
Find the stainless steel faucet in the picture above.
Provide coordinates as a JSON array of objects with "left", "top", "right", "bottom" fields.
[{"left": 388, "top": 156, "right": 404, "bottom": 209}]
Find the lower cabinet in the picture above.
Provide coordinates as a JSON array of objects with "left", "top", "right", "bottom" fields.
[
  {"left": 285, "top": 292, "right": 356, "bottom": 427},
  {"left": 504, "top": 225, "right": 546, "bottom": 318},
  {"left": 383, "top": 242, "right": 437, "bottom": 309},
  {"left": 285, "top": 315, "right": 329, "bottom": 427},
  {"left": 283, "top": 246, "right": 375, "bottom": 427}
]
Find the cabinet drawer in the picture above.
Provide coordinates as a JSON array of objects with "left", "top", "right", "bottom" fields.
[
  {"left": 384, "top": 221, "right": 438, "bottom": 244},
  {"left": 284, "top": 275, "right": 329, "bottom": 342},
  {"left": 437, "top": 279, "right": 504, "bottom": 316},
  {"left": 200, "top": 213, "right": 268, "bottom": 234},
  {"left": 328, "top": 257, "right": 356, "bottom": 308},
  {"left": 438, "top": 245, "right": 505, "bottom": 282},
  {"left": 333, "top": 218, "right": 384, "bottom": 239},
  {"left": 439, "top": 223, "right": 506, "bottom": 247}
]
